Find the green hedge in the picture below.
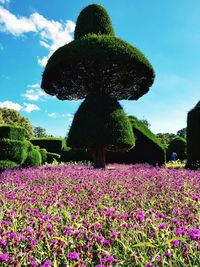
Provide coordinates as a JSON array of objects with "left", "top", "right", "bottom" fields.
[
  {"left": 0, "top": 124, "right": 25, "bottom": 141},
  {"left": 167, "top": 137, "right": 186, "bottom": 161},
  {"left": 186, "top": 101, "right": 200, "bottom": 169},
  {"left": 60, "top": 149, "right": 91, "bottom": 163},
  {"left": 30, "top": 138, "right": 66, "bottom": 154},
  {"left": 0, "top": 138, "right": 27, "bottom": 164},
  {"left": 46, "top": 152, "right": 61, "bottom": 164},
  {"left": 107, "top": 116, "right": 165, "bottom": 166},
  {"left": 0, "top": 160, "right": 19, "bottom": 171}
]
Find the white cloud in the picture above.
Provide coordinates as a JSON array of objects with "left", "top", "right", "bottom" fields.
[
  {"left": 0, "top": 6, "right": 75, "bottom": 66},
  {"left": 0, "top": 0, "right": 10, "bottom": 4},
  {"left": 23, "top": 103, "right": 40, "bottom": 113},
  {"left": 22, "top": 83, "right": 48, "bottom": 101},
  {"left": 28, "top": 83, "right": 40, "bottom": 88},
  {"left": 0, "top": 100, "right": 23, "bottom": 111},
  {"left": 48, "top": 112, "right": 58, "bottom": 118},
  {"left": 0, "top": 6, "right": 36, "bottom": 35}
]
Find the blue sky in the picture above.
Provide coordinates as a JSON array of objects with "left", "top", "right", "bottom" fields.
[{"left": 0, "top": 0, "right": 200, "bottom": 137}]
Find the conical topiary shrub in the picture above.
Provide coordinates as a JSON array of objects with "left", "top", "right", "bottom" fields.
[
  {"left": 68, "top": 95, "right": 134, "bottom": 168},
  {"left": 41, "top": 4, "right": 155, "bottom": 168},
  {"left": 186, "top": 101, "right": 200, "bottom": 169}
]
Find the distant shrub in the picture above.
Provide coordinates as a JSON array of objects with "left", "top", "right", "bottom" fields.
[
  {"left": 167, "top": 137, "right": 186, "bottom": 161},
  {"left": 46, "top": 152, "right": 61, "bottom": 164},
  {"left": 0, "top": 125, "right": 25, "bottom": 141},
  {"left": 0, "top": 138, "right": 27, "bottom": 164},
  {"left": 30, "top": 138, "right": 66, "bottom": 154},
  {"left": 0, "top": 160, "right": 19, "bottom": 171},
  {"left": 39, "top": 148, "right": 47, "bottom": 164}
]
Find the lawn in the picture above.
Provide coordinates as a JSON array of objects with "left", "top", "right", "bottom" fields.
[{"left": 0, "top": 164, "right": 199, "bottom": 266}]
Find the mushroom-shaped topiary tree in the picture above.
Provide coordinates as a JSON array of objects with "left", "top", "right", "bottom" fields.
[
  {"left": 41, "top": 4, "right": 155, "bottom": 168},
  {"left": 186, "top": 101, "right": 200, "bottom": 169}
]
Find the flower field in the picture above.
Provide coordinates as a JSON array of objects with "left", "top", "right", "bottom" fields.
[{"left": 0, "top": 164, "right": 199, "bottom": 267}]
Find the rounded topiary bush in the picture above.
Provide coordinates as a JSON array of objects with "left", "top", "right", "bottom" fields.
[
  {"left": 23, "top": 148, "right": 42, "bottom": 167},
  {"left": 0, "top": 138, "right": 27, "bottom": 164},
  {"left": 0, "top": 160, "right": 19, "bottom": 171},
  {"left": 186, "top": 101, "right": 200, "bottom": 169},
  {"left": 68, "top": 95, "right": 135, "bottom": 152},
  {"left": 74, "top": 4, "right": 115, "bottom": 39},
  {"left": 167, "top": 136, "right": 186, "bottom": 161}
]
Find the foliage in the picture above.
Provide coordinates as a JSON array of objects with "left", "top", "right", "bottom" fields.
[
  {"left": 156, "top": 133, "right": 177, "bottom": 149},
  {"left": 165, "top": 160, "right": 186, "bottom": 169},
  {"left": 167, "top": 137, "right": 187, "bottom": 161},
  {"left": 74, "top": 4, "right": 115, "bottom": 39},
  {"left": 23, "top": 148, "right": 42, "bottom": 167},
  {"left": 0, "top": 160, "right": 19, "bottom": 171},
  {"left": 60, "top": 148, "right": 91, "bottom": 163},
  {"left": 0, "top": 164, "right": 199, "bottom": 266},
  {"left": 0, "top": 138, "right": 27, "bottom": 164},
  {"left": 177, "top": 127, "right": 186, "bottom": 139},
  {"left": 39, "top": 148, "right": 47, "bottom": 164},
  {"left": 42, "top": 34, "right": 155, "bottom": 100},
  {"left": 186, "top": 101, "right": 200, "bottom": 170},
  {"left": 0, "top": 124, "right": 25, "bottom": 141},
  {"left": 68, "top": 95, "right": 135, "bottom": 152},
  {"left": 141, "top": 119, "right": 151, "bottom": 129},
  {"left": 30, "top": 137, "right": 66, "bottom": 154},
  {"left": 46, "top": 152, "right": 61, "bottom": 164},
  {"left": 0, "top": 108, "right": 34, "bottom": 139},
  {"left": 34, "top": 126, "right": 47, "bottom": 138},
  {"left": 107, "top": 116, "right": 165, "bottom": 165}
]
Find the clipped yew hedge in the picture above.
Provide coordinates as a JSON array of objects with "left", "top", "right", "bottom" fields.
[
  {"left": 107, "top": 116, "right": 165, "bottom": 166},
  {"left": 30, "top": 138, "right": 66, "bottom": 155}
]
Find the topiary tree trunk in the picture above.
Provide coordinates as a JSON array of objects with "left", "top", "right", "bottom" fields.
[{"left": 91, "top": 145, "right": 106, "bottom": 168}]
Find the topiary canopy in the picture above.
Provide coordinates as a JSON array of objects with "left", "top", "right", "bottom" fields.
[
  {"left": 68, "top": 95, "right": 135, "bottom": 152},
  {"left": 41, "top": 4, "right": 155, "bottom": 100}
]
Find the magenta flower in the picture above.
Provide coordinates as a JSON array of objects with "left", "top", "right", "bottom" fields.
[
  {"left": 0, "top": 253, "right": 10, "bottom": 262},
  {"left": 67, "top": 252, "right": 80, "bottom": 261}
]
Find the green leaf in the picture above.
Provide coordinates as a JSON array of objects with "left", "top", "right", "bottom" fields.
[{"left": 132, "top": 242, "right": 155, "bottom": 248}]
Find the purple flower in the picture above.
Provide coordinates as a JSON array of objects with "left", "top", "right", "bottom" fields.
[
  {"left": 40, "top": 260, "right": 52, "bottom": 267},
  {"left": 164, "top": 251, "right": 171, "bottom": 258},
  {"left": 159, "top": 223, "right": 168, "bottom": 230},
  {"left": 67, "top": 252, "right": 80, "bottom": 261},
  {"left": 187, "top": 228, "right": 200, "bottom": 240},
  {"left": 170, "top": 240, "right": 179, "bottom": 247},
  {"left": 145, "top": 262, "right": 151, "bottom": 267},
  {"left": 0, "top": 253, "right": 10, "bottom": 262},
  {"left": 175, "top": 228, "right": 185, "bottom": 236}
]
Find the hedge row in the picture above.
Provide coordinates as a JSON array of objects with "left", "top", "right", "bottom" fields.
[
  {"left": 30, "top": 138, "right": 66, "bottom": 154},
  {"left": 0, "top": 126, "right": 61, "bottom": 171}
]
